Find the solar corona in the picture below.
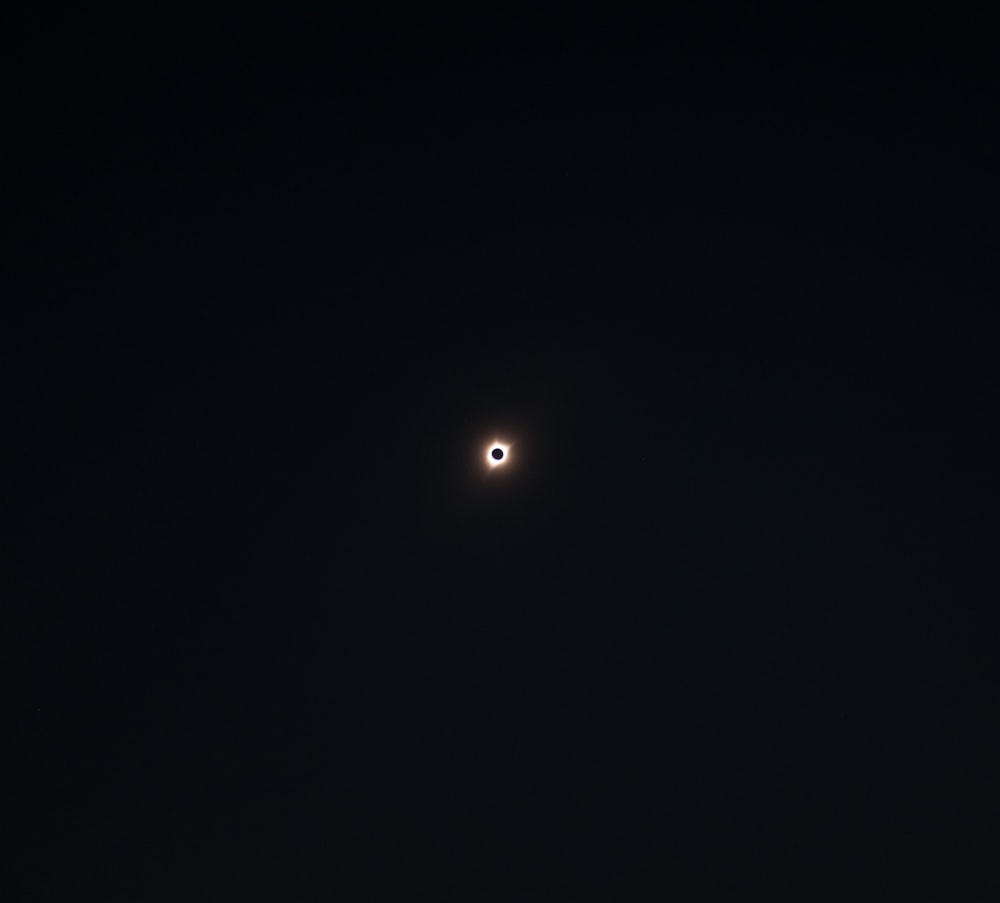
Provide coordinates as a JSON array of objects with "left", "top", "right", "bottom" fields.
[{"left": 486, "top": 442, "right": 509, "bottom": 467}]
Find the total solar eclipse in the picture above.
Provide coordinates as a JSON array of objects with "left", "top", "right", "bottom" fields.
[{"left": 485, "top": 441, "right": 510, "bottom": 468}]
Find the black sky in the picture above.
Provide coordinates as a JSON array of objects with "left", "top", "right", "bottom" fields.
[{"left": 5, "top": 5, "right": 999, "bottom": 901}]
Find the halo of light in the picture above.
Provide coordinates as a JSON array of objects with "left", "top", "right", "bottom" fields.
[{"left": 486, "top": 442, "right": 510, "bottom": 467}]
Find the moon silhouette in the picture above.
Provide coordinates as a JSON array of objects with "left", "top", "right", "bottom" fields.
[{"left": 485, "top": 441, "right": 510, "bottom": 467}]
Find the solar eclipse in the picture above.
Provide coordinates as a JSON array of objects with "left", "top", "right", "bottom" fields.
[{"left": 486, "top": 441, "right": 510, "bottom": 467}]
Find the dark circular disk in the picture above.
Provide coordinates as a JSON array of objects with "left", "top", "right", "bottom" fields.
[{"left": 491, "top": 447, "right": 504, "bottom": 460}]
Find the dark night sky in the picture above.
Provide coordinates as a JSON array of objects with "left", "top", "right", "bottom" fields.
[{"left": 4, "top": 6, "right": 998, "bottom": 901}]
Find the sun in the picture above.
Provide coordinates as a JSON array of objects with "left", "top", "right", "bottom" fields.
[{"left": 485, "top": 441, "right": 510, "bottom": 467}]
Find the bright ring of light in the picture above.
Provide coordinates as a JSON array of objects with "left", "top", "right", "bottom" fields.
[{"left": 486, "top": 442, "right": 509, "bottom": 467}]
